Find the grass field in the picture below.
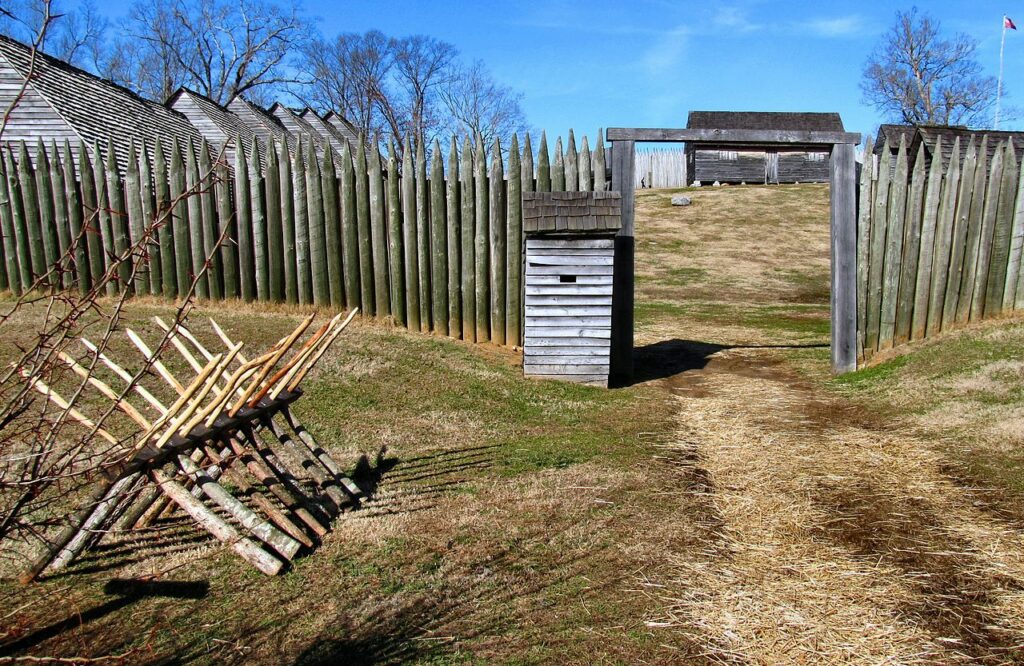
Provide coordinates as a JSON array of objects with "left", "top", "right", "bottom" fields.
[{"left": 3, "top": 183, "right": 1024, "bottom": 664}]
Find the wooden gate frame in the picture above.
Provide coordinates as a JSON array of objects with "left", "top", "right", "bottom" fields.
[{"left": 606, "top": 127, "right": 863, "bottom": 381}]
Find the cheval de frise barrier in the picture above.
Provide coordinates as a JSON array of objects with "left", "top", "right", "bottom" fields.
[
  {"left": 856, "top": 135, "right": 1024, "bottom": 365},
  {"left": 0, "top": 129, "right": 608, "bottom": 351}
]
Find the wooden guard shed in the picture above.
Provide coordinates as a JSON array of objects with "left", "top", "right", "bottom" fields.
[
  {"left": 685, "top": 111, "right": 844, "bottom": 185},
  {"left": 523, "top": 192, "right": 622, "bottom": 387}
]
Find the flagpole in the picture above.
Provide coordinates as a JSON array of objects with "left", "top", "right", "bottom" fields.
[{"left": 997, "top": 16, "right": 1007, "bottom": 129}]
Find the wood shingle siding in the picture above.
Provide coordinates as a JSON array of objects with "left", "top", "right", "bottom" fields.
[
  {"left": 227, "top": 97, "right": 296, "bottom": 152},
  {"left": 300, "top": 109, "right": 356, "bottom": 154},
  {"left": 167, "top": 88, "right": 265, "bottom": 165}
]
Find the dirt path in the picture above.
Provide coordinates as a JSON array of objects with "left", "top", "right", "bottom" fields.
[
  {"left": 632, "top": 186, "right": 1024, "bottom": 664},
  {"left": 643, "top": 343, "right": 1024, "bottom": 664}
]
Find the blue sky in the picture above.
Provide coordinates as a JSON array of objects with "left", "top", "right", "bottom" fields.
[{"left": 93, "top": 0, "right": 1024, "bottom": 143}]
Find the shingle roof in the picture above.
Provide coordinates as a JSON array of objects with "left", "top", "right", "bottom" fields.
[
  {"left": 523, "top": 191, "right": 622, "bottom": 235},
  {"left": 167, "top": 88, "right": 267, "bottom": 166},
  {"left": 300, "top": 108, "right": 355, "bottom": 154},
  {"left": 687, "top": 111, "right": 845, "bottom": 132},
  {"left": 227, "top": 97, "right": 296, "bottom": 153},
  {"left": 0, "top": 33, "right": 201, "bottom": 170}
]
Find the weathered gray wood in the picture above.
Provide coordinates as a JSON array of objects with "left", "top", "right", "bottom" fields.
[
  {"left": 460, "top": 135, "right": 475, "bottom": 341},
  {"left": 525, "top": 294, "right": 614, "bottom": 305},
  {"left": 92, "top": 143, "right": 118, "bottom": 296},
  {"left": 215, "top": 159, "right": 238, "bottom": 300},
  {"left": 387, "top": 140, "right": 406, "bottom": 324},
  {"left": 528, "top": 255, "right": 614, "bottom": 266},
  {"left": 537, "top": 131, "right": 551, "bottom": 193},
  {"left": 61, "top": 141, "right": 88, "bottom": 295},
  {"left": 609, "top": 138, "right": 636, "bottom": 384},
  {"left": 0, "top": 156, "right": 19, "bottom": 294},
  {"left": 368, "top": 142, "right": 389, "bottom": 316},
  {"left": 954, "top": 137, "right": 989, "bottom": 324},
  {"left": 265, "top": 140, "right": 285, "bottom": 301},
  {"left": 942, "top": 139, "right": 977, "bottom": 326},
  {"left": 248, "top": 137, "right": 269, "bottom": 301},
  {"left": 279, "top": 139, "right": 297, "bottom": 304},
  {"left": 138, "top": 141, "right": 161, "bottom": 296},
  {"left": 152, "top": 141, "right": 174, "bottom": 297},
  {"left": 878, "top": 138, "right": 908, "bottom": 351},
  {"left": 522, "top": 133, "right": 535, "bottom": 193},
  {"left": 928, "top": 141, "right": 961, "bottom": 334},
  {"left": 523, "top": 362, "right": 610, "bottom": 373},
  {"left": 489, "top": 138, "right": 506, "bottom": 345},
  {"left": 322, "top": 145, "right": 343, "bottom": 307},
  {"left": 1004, "top": 145, "right": 1024, "bottom": 309},
  {"left": 415, "top": 138, "right": 430, "bottom": 330},
  {"left": 169, "top": 140, "right": 191, "bottom": 297},
  {"left": 527, "top": 263, "right": 614, "bottom": 276},
  {"left": 525, "top": 345, "right": 610, "bottom": 356},
  {"left": 912, "top": 137, "right": 944, "bottom": 340},
  {"left": 526, "top": 326, "right": 611, "bottom": 338},
  {"left": 291, "top": 140, "right": 311, "bottom": 304},
  {"left": 76, "top": 143, "right": 101, "bottom": 290},
  {"left": 527, "top": 238, "right": 616, "bottom": 249},
  {"left": 176, "top": 454, "right": 300, "bottom": 561},
  {"left": 151, "top": 467, "right": 282, "bottom": 576},
  {"left": 474, "top": 134, "right": 489, "bottom": 341},
  {"left": 507, "top": 134, "right": 523, "bottom": 347},
  {"left": 124, "top": 141, "right": 147, "bottom": 294},
  {"left": 525, "top": 315, "right": 610, "bottom": 327},
  {"left": 524, "top": 336, "right": 612, "bottom": 347},
  {"left": 526, "top": 305, "right": 613, "bottom": 317},
  {"left": 894, "top": 144, "right": 927, "bottom": 345},
  {"left": 33, "top": 140, "right": 59, "bottom": 284},
  {"left": 565, "top": 130, "right": 578, "bottom": 192},
  {"left": 606, "top": 127, "right": 862, "bottom": 144},
  {"left": 18, "top": 142, "right": 45, "bottom": 284},
  {"left": 968, "top": 141, "right": 1004, "bottom": 320},
  {"left": 594, "top": 130, "right": 607, "bottom": 192},
  {"left": 340, "top": 140, "right": 360, "bottom": 309},
  {"left": 855, "top": 139, "right": 874, "bottom": 362},
  {"left": 235, "top": 137, "right": 255, "bottom": 301},
  {"left": 430, "top": 138, "right": 448, "bottom": 335},
  {"left": 446, "top": 136, "right": 461, "bottom": 337},
  {"left": 401, "top": 137, "right": 419, "bottom": 331},
  {"left": 984, "top": 140, "right": 1018, "bottom": 316},
  {"left": 552, "top": 136, "right": 565, "bottom": 192},
  {"left": 199, "top": 141, "right": 223, "bottom": 299},
  {"left": 526, "top": 373, "right": 608, "bottom": 384},
  {"left": 306, "top": 138, "right": 329, "bottom": 306},
  {"left": 528, "top": 282, "right": 606, "bottom": 293},
  {"left": 579, "top": 135, "right": 592, "bottom": 192},
  {"left": 105, "top": 144, "right": 132, "bottom": 294},
  {"left": 183, "top": 141, "right": 207, "bottom": 298},
  {"left": 44, "top": 141, "right": 71, "bottom": 289},
  {"left": 526, "top": 275, "right": 613, "bottom": 286}
]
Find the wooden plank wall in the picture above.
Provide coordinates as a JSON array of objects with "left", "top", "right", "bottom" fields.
[
  {"left": 0, "top": 130, "right": 610, "bottom": 353},
  {"left": 856, "top": 135, "right": 1024, "bottom": 367},
  {"left": 634, "top": 148, "right": 686, "bottom": 189}
]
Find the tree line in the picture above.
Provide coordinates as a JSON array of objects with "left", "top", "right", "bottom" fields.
[{"left": 0, "top": 0, "right": 529, "bottom": 148}]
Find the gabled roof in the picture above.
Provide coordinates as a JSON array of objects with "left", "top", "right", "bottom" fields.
[
  {"left": 0, "top": 33, "right": 201, "bottom": 170},
  {"left": 227, "top": 97, "right": 296, "bottom": 154},
  {"left": 687, "top": 111, "right": 845, "bottom": 133},
  {"left": 269, "top": 103, "right": 339, "bottom": 159},
  {"left": 299, "top": 108, "right": 355, "bottom": 154},
  {"left": 323, "top": 111, "right": 360, "bottom": 144},
  {"left": 167, "top": 87, "right": 266, "bottom": 166}
]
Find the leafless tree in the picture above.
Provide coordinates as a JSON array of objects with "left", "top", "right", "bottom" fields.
[
  {"left": 862, "top": 8, "right": 998, "bottom": 127},
  {"left": 298, "top": 30, "right": 394, "bottom": 139},
  {"left": 440, "top": 60, "right": 529, "bottom": 148},
  {"left": 391, "top": 35, "right": 457, "bottom": 142},
  {"left": 108, "top": 0, "right": 307, "bottom": 104},
  {"left": 0, "top": 0, "right": 106, "bottom": 70}
]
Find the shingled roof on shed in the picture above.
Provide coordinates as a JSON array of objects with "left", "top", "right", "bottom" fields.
[
  {"left": 0, "top": 33, "right": 201, "bottom": 171},
  {"left": 300, "top": 109, "right": 357, "bottom": 154},
  {"left": 523, "top": 192, "right": 622, "bottom": 235},
  {"left": 687, "top": 111, "right": 845, "bottom": 133},
  {"left": 227, "top": 97, "right": 296, "bottom": 153}
]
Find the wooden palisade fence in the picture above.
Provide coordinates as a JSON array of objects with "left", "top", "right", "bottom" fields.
[
  {"left": 0, "top": 130, "right": 609, "bottom": 349},
  {"left": 857, "top": 135, "right": 1024, "bottom": 365}
]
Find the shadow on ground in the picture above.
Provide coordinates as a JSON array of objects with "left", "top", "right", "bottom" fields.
[{"left": 630, "top": 338, "right": 828, "bottom": 385}]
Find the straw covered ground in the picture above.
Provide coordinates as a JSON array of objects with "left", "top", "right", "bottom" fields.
[{"left": 2, "top": 183, "right": 1024, "bottom": 664}]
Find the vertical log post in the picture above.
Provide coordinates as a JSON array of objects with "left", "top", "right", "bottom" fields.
[{"left": 830, "top": 142, "right": 857, "bottom": 374}]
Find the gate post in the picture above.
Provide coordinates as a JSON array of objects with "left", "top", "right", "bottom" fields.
[
  {"left": 830, "top": 142, "right": 857, "bottom": 374},
  {"left": 609, "top": 139, "right": 635, "bottom": 385}
]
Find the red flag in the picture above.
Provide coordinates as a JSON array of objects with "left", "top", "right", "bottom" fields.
[{"left": 1006, "top": 16, "right": 1017, "bottom": 30}]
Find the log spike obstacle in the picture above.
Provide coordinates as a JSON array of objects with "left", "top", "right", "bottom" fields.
[{"left": 18, "top": 309, "right": 359, "bottom": 583}]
